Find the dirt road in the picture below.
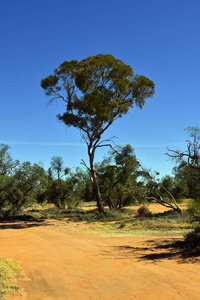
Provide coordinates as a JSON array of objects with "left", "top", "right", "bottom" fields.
[{"left": 0, "top": 220, "right": 199, "bottom": 300}]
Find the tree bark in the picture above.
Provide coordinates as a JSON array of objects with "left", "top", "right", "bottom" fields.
[{"left": 88, "top": 147, "right": 105, "bottom": 214}]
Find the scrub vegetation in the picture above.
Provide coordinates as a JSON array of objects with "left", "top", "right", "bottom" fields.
[
  {"left": 0, "top": 258, "right": 21, "bottom": 299},
  {"left": 1, "top": 126, "right": 200, "bottom": 256}
]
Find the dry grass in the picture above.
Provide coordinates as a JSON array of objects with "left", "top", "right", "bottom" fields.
[
  {"left": 0, "top": 258, "right": 21, "bottom": 299},
  {"left": 21, "top": 201, "right": 196, "bottom": 238}
]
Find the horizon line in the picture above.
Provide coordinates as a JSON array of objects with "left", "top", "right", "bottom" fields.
[
  {"left": 0, "top": 140, "right": 185, "bottom": 148},
  {"left": 0, "top": 141, "right": 86, "bottom": 146}
]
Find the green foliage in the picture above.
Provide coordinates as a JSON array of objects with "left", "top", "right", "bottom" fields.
[
  {"left": 187, "top": 198, "right": 200, "bottom": 214},
  {"left": 82, "top": 177, "right": 94, "bottom": 202},
  {"left": 173, "top": 164, "right": 200, "bottom": 201},
  {"left": 41, "top": 54, "right": 155, "bottom": 142},
  {"left": 0, "top": 144, "right": 19, "bottom": 176},
  {"left": 50, "top": 156, "right": 64, "bottom": 179},
  {"left": 47, "top": 179, "right": 68, "bottom": 208},
  {"left": 0, "top": 153, "right": 47, "bottom": 217},
  {"left": 46, "top": 167, "right": 87, "bottom": 209},
  {"left": 97, "top": 144, "right": 142, "bottom": 209}
]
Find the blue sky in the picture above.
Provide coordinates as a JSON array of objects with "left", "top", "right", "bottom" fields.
[{"left": 0, "top": 0, "right": 200, "bottom": 177}]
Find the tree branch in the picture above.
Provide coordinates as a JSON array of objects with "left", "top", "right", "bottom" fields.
[{"left": 80, "top": 159, "right": 90, "bottom": 172}]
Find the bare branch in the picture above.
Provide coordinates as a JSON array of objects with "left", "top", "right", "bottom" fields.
[
  {"left": 80, "top": 132, "right": 89, "bottom": 146},
  {"left": 96, "top": 136, "right": 117, "bottom": 147},
  {"left": 96, "top": 143, "right": 116, "bottom": 152},
  {"left": 49, "top": 88, "right": 67, "bottom": 103},
  {"left": 160, "top": 184, "right": 180, "bottom": 211},
  {"left": 80, "top": 159, "right": 90, "bottom": 172}
]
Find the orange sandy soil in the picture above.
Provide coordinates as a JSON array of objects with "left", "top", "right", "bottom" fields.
[{"left": 0, "top": 205, "right": 199, "bottom": 300}]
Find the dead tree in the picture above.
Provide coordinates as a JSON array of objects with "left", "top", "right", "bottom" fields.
[{"left": 146, "top": 182, "right": 182, "bottom": 215}]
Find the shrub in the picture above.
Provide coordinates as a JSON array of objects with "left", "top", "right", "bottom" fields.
[
  {"left": 118, "top": 221, "right": 126, "bottom": 229},
  {"left": 187, "top": 198, "right": 200, "bottom": 214},
  {"left": 137, "top": 206, "right": 152, "bottom": 218},
  {"left": 183, "top": 226, "right": 200, "bottom": 251}
]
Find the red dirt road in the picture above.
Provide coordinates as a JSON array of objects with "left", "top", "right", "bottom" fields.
[{"left": 0, "top": 220, "right": 200, "bottom": 300}]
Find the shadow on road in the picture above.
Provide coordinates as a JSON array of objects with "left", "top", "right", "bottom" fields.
[
  {"left": 99, "top": 238, "right": 200, "bottom": 263},
  {"left": 0, "top": 216, "right": 47, "bottom": 230}
]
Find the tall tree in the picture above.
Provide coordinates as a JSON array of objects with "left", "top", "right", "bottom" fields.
[{"left": 41, "top": 54, "right": 155, "bottom": 213}]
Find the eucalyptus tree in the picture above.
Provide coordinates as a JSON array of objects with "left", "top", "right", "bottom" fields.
[{"left": 41, "top": 54, "right": 155, "bottom": 213}]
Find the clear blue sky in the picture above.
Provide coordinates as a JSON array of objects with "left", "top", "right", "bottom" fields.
[{"left": 1, "top": 0, "right": 200, "bottom": 177}]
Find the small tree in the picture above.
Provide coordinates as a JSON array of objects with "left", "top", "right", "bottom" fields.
[
  {"left": 0, "top": 161, "right": 47, "bottom": 217},
  {"left": 97, "top": 144, "right": 141, "bottom": 209},
  {"left": 50, "top": 156, "right": 64, "bottom": 180},
  {"left": 47, "top": 168, "right": 85, "bottom": 209},
  {"left": 41, "top": 54, "right": 155, "bottom": 213}
]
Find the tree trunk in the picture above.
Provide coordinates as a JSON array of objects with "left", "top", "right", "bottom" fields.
[{"left": 88, "top": 148, "right": 105, "bottom": 214}]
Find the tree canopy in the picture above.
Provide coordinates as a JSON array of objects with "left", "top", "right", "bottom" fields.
[{"left": 41, "top": 54, "right": 155, "bottom": 143}]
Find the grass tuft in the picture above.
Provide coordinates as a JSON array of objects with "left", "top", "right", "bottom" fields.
[{"left": 0, "top": 258, "right": 21, "bottom": 299}]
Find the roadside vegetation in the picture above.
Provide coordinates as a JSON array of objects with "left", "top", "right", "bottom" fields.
[
  {"left": 1, "top": 127, "right": 200, "bottom": 257},
  {"left": 0, "top": 258, "right": 21, "bottom": 299},
  {"left": 2, "top": 200, "right": 196, "bottom": 236},
  {"left": 2, "top": 127, "right": 200, "bottom": 221}
]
